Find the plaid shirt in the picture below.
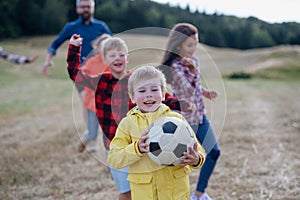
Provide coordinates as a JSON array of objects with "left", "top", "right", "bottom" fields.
[
  {"left": 171, "top": 57, "right": 205, "bottom": 125},
  {"left": 67, "top": 45, "right": 188, "bottom": 149}
]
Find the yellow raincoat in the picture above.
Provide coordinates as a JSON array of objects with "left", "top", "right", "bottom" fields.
[{"left": 107, "top": 104, "right": 206, "bottom": 200}]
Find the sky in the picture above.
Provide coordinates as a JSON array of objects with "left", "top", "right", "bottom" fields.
[{"left": 151, "top": 0, "right": 300, "bottom": 23}]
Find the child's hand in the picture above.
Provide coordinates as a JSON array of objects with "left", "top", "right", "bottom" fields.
[
  {"left": 70, "top": 34, "right": 83, "bottom": 47},
  {"left": 203, "top": 90, "right": 218, "bottom": 100},
  {"left": 138, "top": 130, "right": 149, "bottom": 153},
  {"left": 186, "top": 102, "right": 197, "bottom": 114},
  {"left": 179, "top": 142, "right": 200, "bottom": 166},
  {"left": 182, "top": 57, "right": 196, "bottom": 68},
  {"left": 28, "top": 55, "right": 39, "bottom": 63}
]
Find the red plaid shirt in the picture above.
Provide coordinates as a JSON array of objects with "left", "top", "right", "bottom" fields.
[{"left": 67, "top": 45, "right": 188, "bottom": 149}]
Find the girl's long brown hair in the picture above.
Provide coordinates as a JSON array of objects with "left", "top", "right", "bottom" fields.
[{"left": 158, "top": 23, "right": 198, "bottom": 84}]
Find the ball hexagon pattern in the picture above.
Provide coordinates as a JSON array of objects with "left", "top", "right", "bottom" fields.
[{"left": 146, "top": 116, "right": 195, "bottom": 166}]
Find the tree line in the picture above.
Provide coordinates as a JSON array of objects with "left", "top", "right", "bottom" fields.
[{"left": 1, "top": 0, "right": 299, "bottom": 49}]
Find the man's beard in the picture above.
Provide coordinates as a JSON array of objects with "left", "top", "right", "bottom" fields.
[{"left": 80, "top": 12, "right": 92, "bottom": 21}]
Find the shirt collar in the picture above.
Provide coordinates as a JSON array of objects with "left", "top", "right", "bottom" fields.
[
  {"left": 129, "top": 104, "right": 170, "bottom": 116},
  {"left": 102, "top": 71, "right": 131, "bottom": 81},
  {"left": 78, "top": 17, "right": 96, "bottom": 24}
]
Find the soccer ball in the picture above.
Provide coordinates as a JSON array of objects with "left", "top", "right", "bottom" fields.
[{"left": 146, "top": 116, "right": 195, "bottom": 166}]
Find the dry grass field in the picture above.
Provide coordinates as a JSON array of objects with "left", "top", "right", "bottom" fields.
[{"left": 0, "top": 34, "right": 300, "bottom": 200}]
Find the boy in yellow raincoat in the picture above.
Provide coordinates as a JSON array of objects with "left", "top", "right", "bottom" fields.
[{"left": 107, "top": 65, "right": 206, "bottom": 200}]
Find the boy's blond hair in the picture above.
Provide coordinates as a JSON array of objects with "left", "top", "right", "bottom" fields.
[
  {"left": 128, "top": 65, "right": 167, "bottom": 95},
  {"left": 101, "top": 37, "right": 128, "bottom": 60}
]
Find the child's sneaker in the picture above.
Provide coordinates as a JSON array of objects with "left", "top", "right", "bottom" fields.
[
  {"left": 190, "top": 193, "right": 199, "bottom": 200},
  {"left": 190, "top": 193, "right": 212, "bottom": 200},
  {"left": 86, "top": 139, "right": 97, "bottom": 152}
]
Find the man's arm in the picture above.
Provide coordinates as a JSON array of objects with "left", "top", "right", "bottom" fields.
[{"left": 43, "top": 24, "right": 72, "bottom": 75}]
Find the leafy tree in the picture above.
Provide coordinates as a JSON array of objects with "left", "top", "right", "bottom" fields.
[
  {"left": 16, "top": 0, "right": 42, "bottom": 35},
  {"left": 40, "top": 0, "right": 67, "bottom": 35},
  {"left": 0, "top": 0, "right": 20, "bottom": 38},
  {"left": 0, "top": 0, "right": 299, "bottom": 49}
]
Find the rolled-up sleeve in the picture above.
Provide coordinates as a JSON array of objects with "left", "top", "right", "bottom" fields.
[{"left": 47, "top": 24, "right": 72, "bottom": 55}]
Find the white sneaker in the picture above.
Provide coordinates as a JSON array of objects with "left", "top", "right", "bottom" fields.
[
  {"left": 199, "top": 193, "right": 212, "bottom": 200},
  {"left": 86, "top": 139, "right": 97, "bottom": 152},
  {"left": 190, "top": 193, "right": 199, "bottom": 200},
  {"left": 190, "top": 193, "right": 212, "bottom": 200}
]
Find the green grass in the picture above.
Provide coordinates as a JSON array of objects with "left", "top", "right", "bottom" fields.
[
  {"left": 254, "top": 63, "right": 300, "bottom": 80},
  {"left": 224, "top": 77, "right": 299, "bottom": 103},
  {"left": 1, "top": 36, "right": 299, "bottom": 118},
  {"left": 267, "top": 49, "right": 300, "bottom": 59},
  {"left": 0, "top": 67, "right": 22, "bottom": 82},
  {"left": 0, "top": 69, "right": 72, "bottom": 116},
  {"left": 224, "top": 64, "right": 300, "bottom": 81},
  {"left": 225, "top": 72, "right": 252, "bottom": 79},
  {"left": 0, "top": 37, "right": 72, "bottom": 117}
]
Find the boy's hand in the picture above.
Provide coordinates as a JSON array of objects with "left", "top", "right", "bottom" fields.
[
  {"left": 70, "top": 34, "right": 83, "bottom": 47},
  {"left": 138, "top": 130, "right": 149, "bottom": 153},
  {"left": 179, "top": 142, "right": 200, "bottom": 166}
]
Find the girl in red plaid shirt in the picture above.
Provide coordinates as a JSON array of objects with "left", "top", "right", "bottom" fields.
[{"left": 160, "top": 23, "right": 221, "bottom": 200}]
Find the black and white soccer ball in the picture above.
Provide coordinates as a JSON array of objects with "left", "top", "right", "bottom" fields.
[{"left": 146, "top": 116, "right": 195, "bottom": 166}]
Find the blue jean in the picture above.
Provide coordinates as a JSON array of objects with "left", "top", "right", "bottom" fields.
[
  {"left": 84, "top": 109, "right": 99, "bottom": 141},
  {"left": 191, "top": 115, "right": 221, "bottom": 193}
]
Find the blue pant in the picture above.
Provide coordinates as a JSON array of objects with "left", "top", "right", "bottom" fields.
[
  {"left": 191, "top": 115, "right": 221, "bottom": 193},
  {"left": 85, "top": 109, "right": 99, "bottom": 141}
]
